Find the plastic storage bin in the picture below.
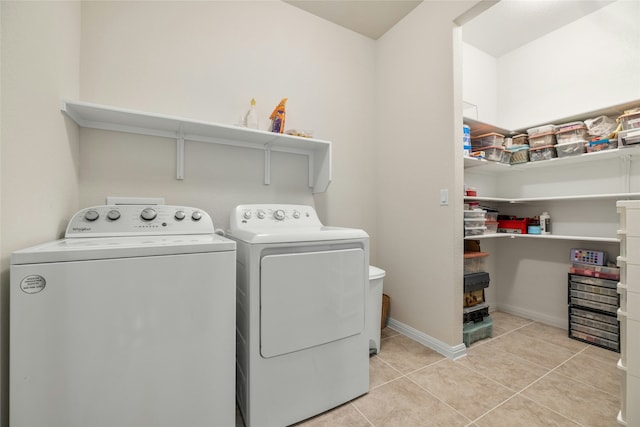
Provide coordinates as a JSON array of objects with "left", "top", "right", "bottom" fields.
[
  {"left": 464, "top": 252, "right": 488, "bottom": 274},
  {"left": 497, "top": 218, "right": 527, "bottom": 234},
  {"left": 485, "top": 211, "right": 498, "bottom": 221},
  {"left": 465, "top": 226, "right": 486, "bottom": 237},
  {"left": 464, "top": 303, "right": 489, "bottom": 323},
  {"left": 464, "top": 218, "right": 486, "bottom": 228},
  {"left": 587, "top": 139, "right": 617, "bottom": 152},
  {"left": 508, "top": 145, "right": 529, "bottom": 164},
  {"left": 556, "top": 140, "right": 586, "bottom": 158},
  {"left": 556, "top": 123, "right": 589, "bottom": 144},
  {"left": 485, "top": 221, "right": 498, "bottom": 234},
  {"left": 528, "top": 131, "right": 557, "bottom": 148},
  {"left": 463, "top": 316, "right": 493, "bottom": 347},
  {"left": 618, "top": 109, "right": 640, "bottom": 131},
  {"left": 511, "top": 134, "right": 528, "bottom": 146},
  {"left": 464, "top": 272, "right": 490, "bottom": 292},
  {"left": 527, "top": 124, "right": 556, "bottom": 136},
  {"left": 500, "top": 149, "right": 512, "bottom": 164},
  {"left": 464, "top": 209, "right": 486, "bottom": 219},
  {"left": 569, "top": 262, "right": 620, "bottom": 280},
  {"left": 529, "top": 145, "right": 557, "bottom": 162},
  {"left": 473, "top": 146, "right": 503, "bottom": 162},
  {"left": 471, "top": 132, "right": 505, "bottom": 149}
]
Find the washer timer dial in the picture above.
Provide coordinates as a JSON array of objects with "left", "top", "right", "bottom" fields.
[{"left": 140, "top": 208, "right": 157, "bottom": 221}]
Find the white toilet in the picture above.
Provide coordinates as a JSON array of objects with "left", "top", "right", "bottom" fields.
[{"left": 369, "top": 265, "right": 386, "bottom": 354}]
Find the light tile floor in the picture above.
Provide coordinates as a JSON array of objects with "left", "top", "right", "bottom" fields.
[{"left": 236, "top": 311, "right": 621, "bottom": 427}]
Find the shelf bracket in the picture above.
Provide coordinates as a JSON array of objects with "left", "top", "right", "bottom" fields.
[
  {"left": 264, "top": 144, "right": 271, "bottom": 185},
  {"left": 176, "top": 125, "right": 185, "bottom": 180}
]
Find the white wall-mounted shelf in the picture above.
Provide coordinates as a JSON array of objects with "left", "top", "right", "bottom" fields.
[
  {"left": 464, "top": 145, "right": 640, "bottom": 173},
  {"left": 464, "top": 193, "right": 640, "bottom": 204},
  {"left": 62, "top": 100, "right": 332, "bottom": 193},
  {"left": 464, "top": 233, "right": 619, "bottom": 243}
]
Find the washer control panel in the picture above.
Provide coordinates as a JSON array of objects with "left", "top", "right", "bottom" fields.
[
  {"left": 230, "top": 204, "right": 322, "bottom": 230},
  {"left": 66, "top": 205, "right": 214, "bottom": 237}
]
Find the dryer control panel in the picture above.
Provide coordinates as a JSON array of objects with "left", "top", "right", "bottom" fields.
[
  {"left": 66, "top": 205, "right": 214, "bottom": 237},
  {"left": 230, "top": 204, "right": 321, "bottom": 230}
]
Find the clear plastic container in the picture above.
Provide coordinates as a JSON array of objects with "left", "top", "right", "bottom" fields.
[
  {"left": 464, "top": 251, "right": 488, "bottom": 274},
  {"left": 471, "top": 132, "right": 505, "bottom": 148},
  {"left": 464, "top": 218, "right": 486, "bottom": 228},
  {"left": 485, "top": 212, "right": 498, "bottom": 221},
  {"left": 465, "top": 226, "right": 487, "bottom": 237},
  {"left": 556, "top": 124, "right": 589, "bottom": 144},
  {"left": 485, "top": 221, "right": 498, "bottom": 234},
  {"left": 500, "top": 149, "right": 512, "bottom": 164},
  {"left": 529, "top": 145, "right": 557, "bottom": 162},
  {"left": 556, "top": 140, "right": 586, "bottom": 158},
  {"left": 618, "top": 110, "right": 640, "bottom": 131},
  {"left": 508, "top": 145, "right": 529, "bottom": 164},
  {"left": 555, "top": 121, "right": 585, "bottom": 132},
  {"left": 482, "top": 146, "right": 504, "bottom": 162},
  {"left": 587, "top": 138, "right": 617, "bottom": 153},
  {"left": 527, "top": 124, "right": 556, "bottom": 136},
  {"left": 511, "top": 134, "right": 528, "bottom": 146},
  {"left": 464, "top": 209, "right": 486, "bottom": 219},
  {"left": 528, "top": 131, "right": 556, "bottom": 148}
]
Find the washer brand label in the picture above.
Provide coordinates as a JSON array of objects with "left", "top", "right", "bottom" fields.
[
  {"left": 20, "top": 275, "right": 46, "bottom": 294},
  {"left": 71, "top": 227, "right": 91, "bottom": 232}
]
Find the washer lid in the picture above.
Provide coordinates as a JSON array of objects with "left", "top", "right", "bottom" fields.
[{"left": 11, "top": 234, "right": 235, "bottom": 265}]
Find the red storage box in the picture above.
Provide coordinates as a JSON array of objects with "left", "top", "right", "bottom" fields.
[{"left": 497, "top": 219, "right": 527, "bottom": 234}]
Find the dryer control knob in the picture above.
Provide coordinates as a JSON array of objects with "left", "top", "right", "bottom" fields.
[
  {"left": 273, "top": 209, "right": 285, "bottom": 221},
  {"left": 257, "top": 210, "right": 266, "bottom": 219},
  {"left": 107, "top": 209, "right": 121, "bottom": 221},
  {"left": 243, "top": 211, "right": 252, "bottom": 220},
  {"left": 84, "top": 209, "right": 99, "bottom": 222},
  {"left": 174, "top": 210, "right": 185, "bottom": 221},
  {"left": 191, "top": 211, "right": 202, "bottom": 221},
  {"left": 293, "top": 210, "right": 300, "bottom": 219},
  {"left": 140, "top": 208, "right": 157, "bottom": 221}
]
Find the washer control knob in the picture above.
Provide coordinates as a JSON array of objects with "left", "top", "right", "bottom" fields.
[
  {"left": 140, "top": 208, "right": 157, "bottom": 221},
  {"left": 257, "top": 210, "right": 266, "bottom": 219},
  {"left": 84, "top": 209, "right": 99, "bottom": 222},
  {"left": 243, "top": 211, "right": 252, "bottom": 220},
  {"left": 174, "top": 210, "right": 185, "bottom": 221},
  {"left": 273, "top": 209, "right": 286, "bottom": 221},
  {"left": 191, "top": 211, "right": 202, "bottom": 221},
  {"left": 293, "top": 210, "right": 300, "bottom": 219},
  {"left": 107, "top": 209, "right": 121, "bottom": 221}
]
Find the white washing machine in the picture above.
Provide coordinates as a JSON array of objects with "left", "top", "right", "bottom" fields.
[
  {"left": 10, "top": 204, "right": 236, "bottom": 427},
  {"left": 228, "top": 204, "right": 370, "bottom": 427}
]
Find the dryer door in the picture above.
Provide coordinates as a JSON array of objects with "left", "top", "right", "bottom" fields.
[{"left": 260, "top": 248, "right": 365, "bottom": 358}]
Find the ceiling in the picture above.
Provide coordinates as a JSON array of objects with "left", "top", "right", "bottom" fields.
[
  {"left": 284, "top": 0, "right": 615, "bottom": 56},
  {"left": 283, "top": 0, "right": 421, "bottom": 40}
]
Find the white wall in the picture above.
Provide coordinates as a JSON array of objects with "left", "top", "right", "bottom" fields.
[
  {"left": 376, "top": 0, "right": 477, "bottom": 348},
  {"left": 0, "top": 2, "right": 81, "bottom": 424},
  {"left": 497, "top": 0, "right": 640, "bottom": 129},
  {"left": 462, "top": 42, "right": 497, "bottom": 123},
  {"left": 79, "top": 1, "right": 377, "bottom": 247}
]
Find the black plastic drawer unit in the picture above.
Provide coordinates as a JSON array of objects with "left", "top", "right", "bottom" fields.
[{"left": 567, "top": 274, "right": 620, "bottom": 352}]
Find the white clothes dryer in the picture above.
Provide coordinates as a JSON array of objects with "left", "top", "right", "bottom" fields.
[
  {"left": 10, "top": 204, "right": 236, "bottom": 427},
  {"left": 228, "top": 204, "right": 370, "bottom": 427}
]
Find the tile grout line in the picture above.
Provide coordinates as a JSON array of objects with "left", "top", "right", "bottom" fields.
[{"left": 460, "top": 319, "right": 588, "bottom": 426}]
